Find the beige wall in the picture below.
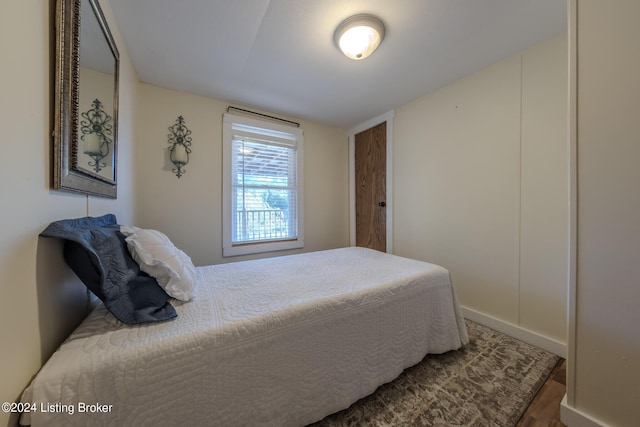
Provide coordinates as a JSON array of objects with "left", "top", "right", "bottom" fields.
[
  {"left": 393, "top": 34, "right": 568, "bottom": 343},
  {"left": 519, "top": 36, "right": 570, "bottom": 343},
  {"left": 567, "top": 0, "right": 640, "bottom": 425},
  {"left": 134, "top": 83, "right": 350, "bottom": 266},
  {"left": 0, "top": 1, "right": 137, "bottom": 426}
]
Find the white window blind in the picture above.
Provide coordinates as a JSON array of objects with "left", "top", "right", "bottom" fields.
[{"left": 223, "top": 114, "right": 304, "bottom": 256}]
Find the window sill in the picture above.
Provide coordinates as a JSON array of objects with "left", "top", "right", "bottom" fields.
[{"left": 222, "top": 238, "right": 304, "bottom": 257}]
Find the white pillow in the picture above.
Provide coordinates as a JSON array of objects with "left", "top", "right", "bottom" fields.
[{"left": 120, "top": 226, "right": 195, "bottom": 301}]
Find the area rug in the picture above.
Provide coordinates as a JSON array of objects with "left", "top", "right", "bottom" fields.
[{"left": 311, "top": 320, "right": 560, "bottom": 427}]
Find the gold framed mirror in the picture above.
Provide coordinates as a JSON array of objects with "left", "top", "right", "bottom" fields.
[{"left": 53, "top": 0, "right": 119, "bottom": 198}]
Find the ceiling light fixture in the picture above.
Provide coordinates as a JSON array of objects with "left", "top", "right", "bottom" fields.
[{"left": 334, "top": 14, "right": 386, "bottom": 60}]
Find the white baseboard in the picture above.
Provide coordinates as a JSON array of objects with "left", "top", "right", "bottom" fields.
[
  {"left": 561, "top": 395, "right": 611, "bottom": 427},
  {"left": 461, "top": 306, "right": 567, "bottom": 358}
]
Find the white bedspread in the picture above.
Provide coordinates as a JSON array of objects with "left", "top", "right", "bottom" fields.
[{"left": 20, "top": 247, "right": 468, "bottom": 426}]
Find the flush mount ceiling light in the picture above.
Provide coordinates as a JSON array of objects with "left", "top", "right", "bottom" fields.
[{"left": 334, "top": 14, "right": 386, "bottom": 60}]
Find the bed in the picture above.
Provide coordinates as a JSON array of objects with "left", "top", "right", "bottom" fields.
[{"left": 20, "top": 217, "right": 468, "bottom": 426}]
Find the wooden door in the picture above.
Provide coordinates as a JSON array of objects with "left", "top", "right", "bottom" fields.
[{"left": 355, "top": 122, "right": 386, "bottom": 251}]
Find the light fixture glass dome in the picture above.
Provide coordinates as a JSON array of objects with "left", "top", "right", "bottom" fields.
[{"left": 334, "top": 14, "right": 386, "bottom": 60}]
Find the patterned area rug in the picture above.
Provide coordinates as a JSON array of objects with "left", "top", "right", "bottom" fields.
[{"left": 311, "top": 320, "right": 560, "bottom": 427}]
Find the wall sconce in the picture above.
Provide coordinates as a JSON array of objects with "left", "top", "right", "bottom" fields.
[
  {"left": 80, "top": 98, "right": 113, "bottom": 173},
  {"left": 167, "top": 116, "right": 192, "bottom": 178}
]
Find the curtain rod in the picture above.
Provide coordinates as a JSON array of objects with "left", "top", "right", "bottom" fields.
[{"left": 226, "top": 106, "right": 300, "bottom": 128}]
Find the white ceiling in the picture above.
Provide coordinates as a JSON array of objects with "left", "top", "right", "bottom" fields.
[{"left": 109, "top": 0, "right": 566, "bottom": 129}]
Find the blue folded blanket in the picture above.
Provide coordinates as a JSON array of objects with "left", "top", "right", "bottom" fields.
[{"left": 40, "top": 214, "right": 176, "bottom": 324}]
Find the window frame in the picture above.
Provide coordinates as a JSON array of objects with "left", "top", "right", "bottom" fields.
[{"left": 222, "top": 113, "right": 304, "bottom": 257}]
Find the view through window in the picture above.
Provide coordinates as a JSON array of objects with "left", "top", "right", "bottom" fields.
[{"left": 223, "top": 114, "right": 304, "bottom": 256}]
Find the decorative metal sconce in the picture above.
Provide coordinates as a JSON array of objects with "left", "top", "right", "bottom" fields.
[
  {"left": 167, "top": 116, "right": 192, "bottom": 178},
  {"left": 80, "top": 98, "right": 113, "bottom": 173}
]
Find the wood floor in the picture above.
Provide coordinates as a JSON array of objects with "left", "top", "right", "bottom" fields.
[{"left": 516, "top": 359, "right": 567, "bottom": 426}]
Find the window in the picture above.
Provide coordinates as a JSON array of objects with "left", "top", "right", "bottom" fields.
[{"left": 223, "top": 113, "right": 304, "bottom": 256}]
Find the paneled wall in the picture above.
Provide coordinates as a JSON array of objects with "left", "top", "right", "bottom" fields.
[
  {"left": 393, "top": 34, "right": 568, "bottom": 346},
  {"left": 566, "top": 1, "right": 640, "bottom": 425}
]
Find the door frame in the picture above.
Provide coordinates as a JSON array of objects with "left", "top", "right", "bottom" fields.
[{"left": 349, "top": 110, "right": 394, "bottom": 253}]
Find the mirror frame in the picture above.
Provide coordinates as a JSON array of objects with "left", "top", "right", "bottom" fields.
[{"left": 53, "top": 0, "right": 119, "bottom": 198}]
